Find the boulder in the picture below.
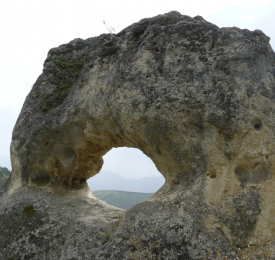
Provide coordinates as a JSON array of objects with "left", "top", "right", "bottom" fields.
[{"left": 1, "top": 11, "right": 275, "bottom": 259}]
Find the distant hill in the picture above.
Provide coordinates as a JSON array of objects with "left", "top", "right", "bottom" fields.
[
  {"left": 0, "top": 167, "right": 11, "bottom": 188},
  {"left": 87, "top": 170, "right": 165, "bottom": 193},
  {"left": 93, "top": 190, "right": 154, "bottom": 209}
]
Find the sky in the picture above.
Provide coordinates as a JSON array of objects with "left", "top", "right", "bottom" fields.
[{"left": 0, "top": 0, "right": 275, "bottom": 179}]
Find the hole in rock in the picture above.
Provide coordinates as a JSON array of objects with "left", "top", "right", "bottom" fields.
[
  {"left": 234, "top": 165, "right": 271, "bottom": 184},
  {"left": 133, "top": 29, "right": 145, "bottom": 39},
  {"left": 87, "top": 147, "right": 165, "bottom": 209},
  {"left": 251, "top": 118, "right": 262, "bottom": 131}
]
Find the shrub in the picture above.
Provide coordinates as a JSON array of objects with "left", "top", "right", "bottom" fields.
[{"left": 102, "top": 232, "right": 111, "bottom": 245}]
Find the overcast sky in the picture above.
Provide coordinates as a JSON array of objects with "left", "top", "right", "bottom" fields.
[{"left": 0, "top": 0, "right": 274, "bottom": 179}]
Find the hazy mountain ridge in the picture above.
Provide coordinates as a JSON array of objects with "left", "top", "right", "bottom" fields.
[
  {"left": 0, "top": 166, "right": 11, "bottom": 188},
  {"left": 87, "top": 170, "right": 165, "bottom": 193},
  {"left": 93, "top": 190, "right": 154, "bottom": 209}
]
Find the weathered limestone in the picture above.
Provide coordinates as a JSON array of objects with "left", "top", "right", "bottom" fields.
[{"left": 1, "top": 11, "right": 275, "bottom": 259}]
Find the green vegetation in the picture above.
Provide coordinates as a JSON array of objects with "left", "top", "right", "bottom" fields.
[
  {"left": 22, "top": 205, "right": 36, "bottom": 218},
  {"left": 102, "top": 232, "right": 111, "bottom": 245},
  {"left": 127, "top": 42, "right": 137, "bottom": 49},
  {"left": 0, "top": 166, "right": 11, "bottom": 188},
  {"left": 93, "top": 190, "right": 153, "bottom": 209}
]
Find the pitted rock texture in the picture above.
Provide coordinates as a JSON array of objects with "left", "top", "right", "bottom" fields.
[{"left": 1, "top": 11, "right": 275, "bottom": 259}]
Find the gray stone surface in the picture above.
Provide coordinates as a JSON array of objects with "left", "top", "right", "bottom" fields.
[{"left": 1, "top": 11, "right": 275, "bottom": 259}]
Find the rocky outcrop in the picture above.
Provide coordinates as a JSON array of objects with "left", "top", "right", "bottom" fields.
[{"left": 1, "top": 11, "right": 275, "bottom": 259}]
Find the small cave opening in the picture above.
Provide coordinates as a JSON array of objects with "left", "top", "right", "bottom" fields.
[
  {"left": 87, "top": 147, "right": 165, "bottom": 209},
  {"left": 251, "top": 118, "right": 263, "bottom": 131}
]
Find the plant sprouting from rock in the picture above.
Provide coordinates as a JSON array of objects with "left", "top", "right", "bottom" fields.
[
  {"left": 102, "top": 20, "right": 117, "bottom": 39},
  {"left": 102, "top": 232, "right": 111, "bottom": 245}
]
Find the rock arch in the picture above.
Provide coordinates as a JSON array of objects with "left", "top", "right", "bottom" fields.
[{"left": 2, "top": 11, "right": 275, "bottom": 259}]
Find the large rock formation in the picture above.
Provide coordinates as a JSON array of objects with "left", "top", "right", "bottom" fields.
[{"left": 1, "top": 11, "right": 275, "bottom": 259}]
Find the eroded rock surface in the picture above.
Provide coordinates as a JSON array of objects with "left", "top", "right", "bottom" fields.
[{"left": 1, "top": 11, "right": 275, "bottom": 259}]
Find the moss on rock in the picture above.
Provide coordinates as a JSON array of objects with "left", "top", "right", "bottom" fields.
[
  {"left": 23, "top": 205, "right": 36, "bottom": 218},
  {"left": 40, "top": 53, "right": 84, "bottom": 113}
]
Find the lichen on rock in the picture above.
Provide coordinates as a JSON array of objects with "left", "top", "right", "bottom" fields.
[{"left": 1, "top": 11, "right": 275, "bottom": 259}]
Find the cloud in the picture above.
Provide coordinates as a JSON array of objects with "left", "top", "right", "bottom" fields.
[
  {"left": 0, "top": 107, "right": 17, "bottom": 169},
  {"left": 0, "top": 156, "right": 11, "bottom": 170},
  {"left": 206, "top": 0, "right": 275, "bottom": 30},
  {"left": 102, "top": 148, "right": 161, "bottom": 179},
  {"left": 251, "top": 9, "right": 275, "bottom": 50}
]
